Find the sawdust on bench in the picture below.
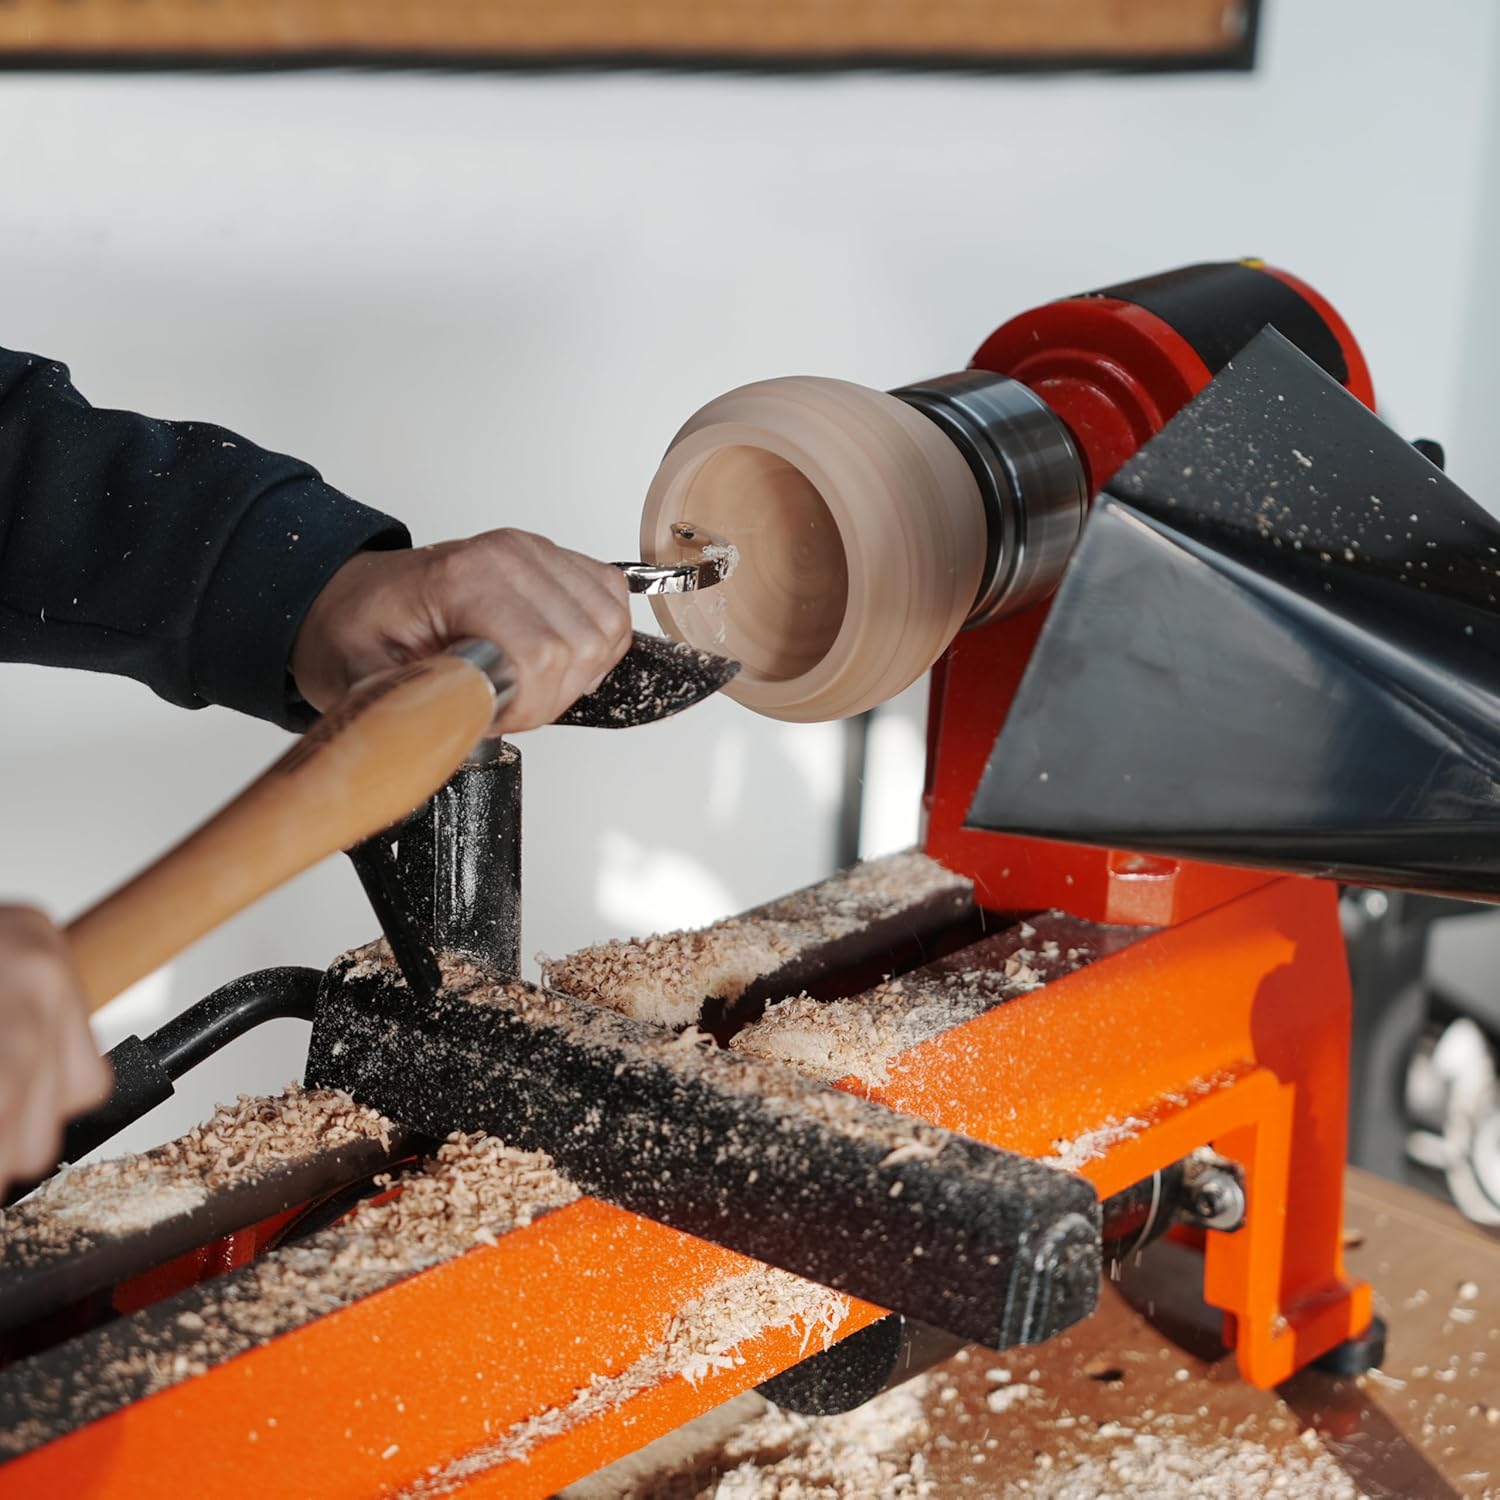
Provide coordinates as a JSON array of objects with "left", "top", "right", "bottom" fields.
[
  {"left": 581, "top": 1342, "right": 1368, "bottom": 1499},
  {"left": 399, "top": 1266, "right": 851, "bottom": 1497},
  {"left": 539, "top": 849, "right": 971, "bottom": 1029},
  {"left": 611, "top": 1377, "right": 937, "bottom": 1499}
]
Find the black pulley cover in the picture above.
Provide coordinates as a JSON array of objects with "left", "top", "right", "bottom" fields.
[{"left": 968, "top": 328, "right": 1500, "bottom": 900}]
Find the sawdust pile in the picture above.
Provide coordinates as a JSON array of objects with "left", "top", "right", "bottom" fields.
[
  {"left": 1027, "top": 1430, "right": 1364, "bottom": 1498},
  {"left": 730, "top": 954, "right": 1041, "bottom": 1088},
  {"left": 401, "top": 1267, "right": 852, "bottom": 1497},
  {"left": 992, "top": 1361, "right": 1366, "bottom": 1499},
  {"left": 339, "top": 1132, "right": 577, "bottom": 1269},
  {"left": 3, "top": 1085, "right": 394, "bottom": 1250},
  {"left": 158, "top": 1131, "right": 576, "bottom": 1352},
  {"left": 627, "top": 1380, "right": 937, "bottom": 1499},
  {"left": 591, "top": 1352, "right": 1371, "bottom": 1500},
  {"left": 1040, "top": 1115, "right": 1151, "bottom": 1174},
  {"left": 543, "top": 923, "right": 795, "bottom": 1030},
  {"left": 728, "top": 914, "right": 1108, "bottom": 1089},
  {"left": 540, "top": 849, "right": 971, "bottom": 1029}
]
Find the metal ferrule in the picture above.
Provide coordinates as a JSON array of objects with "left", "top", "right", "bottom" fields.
[
  {"left": 446, "top": 637, "right": 519, "bottom": 715},
  {"left": 892, "top": 371, "right": 1089, "bottom": 628}
]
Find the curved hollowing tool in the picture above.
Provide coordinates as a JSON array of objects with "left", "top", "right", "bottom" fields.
[
  {"left": 614, "top": 558, "right": 727, "bottom": 595},
  {"left": 970, "top": 327, "right": 1500, "bottom": 900}
]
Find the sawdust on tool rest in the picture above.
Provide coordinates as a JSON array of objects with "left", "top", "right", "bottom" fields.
[
  {"left": 539, "top": 849, "right": 971, "bottom": 1030},
  {"left": 397, "top": 1264, "right": 852, "bottom": 1498},
  {"left": 3, "top": 1085, "right": 394, "bottom": 1250},
  {"left": 438, "top": 960, "right": 969, "bottom": 1170}
]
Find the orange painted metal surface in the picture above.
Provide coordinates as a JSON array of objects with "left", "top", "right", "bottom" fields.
[
  {"left": 0, "top": 1199, "right": 883, "bottom": 1499},
  {"left": 2, "top": 876, "right": 1366, "bottom": 1494},
  {"left": 849, "top": 874, "right": 1370, "bottom": 1388},
  {"left": 111, "top": 1207, "right": 302, "bottom": 1318}
]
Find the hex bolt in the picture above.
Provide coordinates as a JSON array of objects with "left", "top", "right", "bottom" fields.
[{"left": 1188, "top": 1168, "right": 1247, "bottom": 1232}]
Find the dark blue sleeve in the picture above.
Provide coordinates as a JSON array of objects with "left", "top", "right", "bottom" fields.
[{"left": 0, "top": 347, "right": 410, "bottom": 729}]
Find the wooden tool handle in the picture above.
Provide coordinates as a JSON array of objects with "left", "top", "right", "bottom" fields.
[{"left": 67, "top": 650, "right": 502, "bottom": 1014}]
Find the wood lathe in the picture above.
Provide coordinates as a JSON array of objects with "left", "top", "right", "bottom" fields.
[{"left": 1, "top": 259, "right": 1486, "bottom": 1497}]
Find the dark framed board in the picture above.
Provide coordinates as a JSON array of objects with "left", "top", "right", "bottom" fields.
[{"left": 0, "top": 0, "right": 1259, "bottom": 72}]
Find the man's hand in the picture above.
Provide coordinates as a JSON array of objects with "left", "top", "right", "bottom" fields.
[
  {"left": 0, "top": 907, "right": 111, "bottom": 1192},
  {"left": 291, "top": 530, "right": 632, "bottom": 734}
]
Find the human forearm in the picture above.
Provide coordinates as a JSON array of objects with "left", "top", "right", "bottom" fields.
[{"left": 0, "top": 347, "right": 408, "bottom": 727}]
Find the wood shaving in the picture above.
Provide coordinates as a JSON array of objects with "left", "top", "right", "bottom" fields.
[
  {"left": 1042, "top": 1116, "right": 1150, "bottom": 1174},
  {"left": 700, "top": 541, "right": 741, "bottom": 580},
  {"left": 729, "top": 913, "right": 1104, "bottom": 1087},
  {"left": 636, "top": 1379, "right": 936, "bottom": 1499},
  {"left": 575, "top": 1315, "right": 1385, "bottom": 1500},
  {"left": 1028, "top": 1429, "right": 1364, "bottom": 1498},
  {"left": 397, "top": 1266, "right": 851, "bottom": 1497},
  {"left": 539, "top": 850, "right": 971, "bottom": 1029},
  {"left": 2, "top": 1084, "right": 393, "bottom": 1254}
]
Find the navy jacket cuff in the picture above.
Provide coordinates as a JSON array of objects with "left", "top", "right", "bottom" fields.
[{"left": 193, "top": 476, "right": 409, "bottom": 729}]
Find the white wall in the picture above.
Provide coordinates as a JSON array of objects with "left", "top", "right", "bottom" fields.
[
  {"left": 1457, "top": 8, "right": 1500, "bottom": 500},
  {"left": 0, "top": 0, "right": 1495, "bottom": 1155}
]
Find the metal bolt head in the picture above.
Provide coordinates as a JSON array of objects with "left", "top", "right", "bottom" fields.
[{"left": 1189, "top": 1168, "right": 1247, "bottom": 1232}]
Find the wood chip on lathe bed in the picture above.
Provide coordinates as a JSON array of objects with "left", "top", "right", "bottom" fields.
[{"left": 539, "top": 849, "right": 972, "bottom": 1029}]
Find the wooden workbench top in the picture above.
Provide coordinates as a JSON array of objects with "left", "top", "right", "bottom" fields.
[{"left": 564, "top": 1168, "right": 1499, "bottom": 1497}]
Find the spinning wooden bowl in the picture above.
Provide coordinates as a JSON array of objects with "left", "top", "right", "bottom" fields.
[
  {"left": 640, "top": 369, "right": 1090, "bottom": 722},
  {"left": 639, "top": 378, "right": 987, "bottom": 723}
]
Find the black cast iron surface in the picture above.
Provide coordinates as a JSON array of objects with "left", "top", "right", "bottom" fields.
[
  {"left": 971, "top": 329, "right": 1500, "bottom": 900},
  {"left": 306, "top": 960, "right": 1101, "bottom": 1351}
]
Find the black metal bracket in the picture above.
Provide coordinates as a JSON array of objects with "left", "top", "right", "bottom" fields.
[
  {"left": 971, "top": 328, "right": 1500, "bottom": 901},
  {"left": 346, "top": 738, "right": 523, "bottom": 997},
  {"left": 9, "top": 967, "right": 323, "bottom": 1203}
]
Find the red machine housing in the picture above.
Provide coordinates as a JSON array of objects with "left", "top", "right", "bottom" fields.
[
  {"left": 922, "top": 259, "right": 1378, "bottom": 1387},
  {"left": 925, "top": 259, "right": 1376, "bottom": 925}
]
